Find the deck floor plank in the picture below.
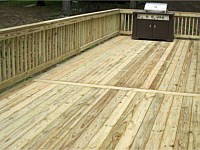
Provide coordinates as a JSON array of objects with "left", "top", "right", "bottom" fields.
[
  {"left": 174, "top": 97, "right": 193, "bottom": 149},
  {"left": 130, "top": 93, "right": 164, "bottom": 149},
  {"left": 188, "top": 97, "right": 200, "bottom": 149},
  {"left": 0, "top": 36, "right": 199, "bottom": 149},
  {"left": 145, "top": 95, "right": 174, "bottom": 150},
  {"left": 114, "top": 93, "right": 155, "bottom": 150},
  {"left": 195, "top": 41, "right": 200, "bottom": 93},
  {"left": 159, "top": 96, "right": 184, "bottom": 149},
  {"left": 22, "top": 88, "right": 109, "bottom": 149}
]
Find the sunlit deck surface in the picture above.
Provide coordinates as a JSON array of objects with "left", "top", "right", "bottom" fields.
[{"left": 0, "top": 36, "right": 200, "bottom": 149}]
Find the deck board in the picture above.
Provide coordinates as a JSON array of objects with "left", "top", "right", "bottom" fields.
[
  {"left": 39, "top": 36, "right": 199, "bottom": 94},
  {"left": 0, "top": 36, "right": 200, "bottom": 149}
]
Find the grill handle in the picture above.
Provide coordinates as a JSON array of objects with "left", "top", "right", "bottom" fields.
[{"left": 149, "top": 24, "right": 152, "bottom": 28}]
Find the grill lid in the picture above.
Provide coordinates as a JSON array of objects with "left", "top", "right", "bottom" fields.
[{"left": 144, "top": 3, "right": 168, "bottom": 13}]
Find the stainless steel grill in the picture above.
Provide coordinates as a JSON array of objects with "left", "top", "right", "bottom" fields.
[
  {"left": 144, "top": 3, "right": 168, "bottom": 13},
  {"left": 132, "top": 2, "right": 174, "bottom": 42}
]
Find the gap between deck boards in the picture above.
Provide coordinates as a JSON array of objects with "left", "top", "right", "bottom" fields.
[{"left": 34, "top": 79, "right": 200, "bottom": 97}]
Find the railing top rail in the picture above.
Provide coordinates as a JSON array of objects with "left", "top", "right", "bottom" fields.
[
  {"left": 0, "top": 9, "right": 120, "bottom": 39},
  {"left": 173, "top": 11, "right": 200, "bottom": 17},
  {"left": 120, "top": 9, "right": 200, "bottom": 17}
]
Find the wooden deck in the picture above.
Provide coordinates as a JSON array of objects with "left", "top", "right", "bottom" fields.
[{"left": 0, "top": 36, "right": 200, "bottom": 149}]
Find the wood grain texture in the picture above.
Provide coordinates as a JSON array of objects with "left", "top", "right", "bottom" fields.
[
  {"left": 0, "top": 36, "right": 199, "bottom": 150},
  {"left": 39, "top": 36, "right": 200, "bottom": 95},
  {"left": 0, "top": 84, "right": 198, "bottom": 149}
]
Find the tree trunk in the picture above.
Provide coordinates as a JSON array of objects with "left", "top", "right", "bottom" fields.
[
  {"left": 36, "top": 0, "right": 45, "bottom": 6},
  {"left": 130, "top": 0, "right": 136, "bottom": 9},
  {"left": 62, "top": 0, "right": 71, "bottom": 16}
]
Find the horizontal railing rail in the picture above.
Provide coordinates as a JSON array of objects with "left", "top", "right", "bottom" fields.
[
  {"left": 0, "top": 9, "right": 120, "bottom": 90},
  {"left": 120, "top": 9, "right": 200, "bottom": 39}
]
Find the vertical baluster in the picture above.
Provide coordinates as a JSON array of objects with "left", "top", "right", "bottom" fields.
[
  {"left": 80, "top": 22, "right": 82, "bottom": 48},
  {"left": 97, "top": 18, "right": 100, "bottom": 39},
  {"left": 78, "top": 22, "right": 83, "bottom": 48},
  {"left": 42, "top": 31, "right": 46, "bottom": 62},
  {"left": 74, "top": 23, "right": 76, "bottom": 50},
  {"left": 66, "top": 26, "right": 69, "bottom": 53},
  {"left": 0, "top": 41, "right": 2, "bottom": 82},
  {"left": 77, "top": 22, "right": 79, "bottom": 48},
  {"left": 196, "top": 18, "right": 199, "bottom": 36},
  {"left": 85, "top": 21, "right": 87, "bottom": 44},
  {"left": 188, "top": 17, "right": 191, "bottom": 35},
  {"left": 11, "top": 38, "right": 15, "bottom": 77},
  {"left": 98, "top": 19, "right": 101, "bottom": 39},
  {"left": 49, "top": 29, "right": 52, "bottom": 60},
  {"left": 63, "top": 26, "right": 66, "bottom": 54},
  {"left": 24, "top": 35, "right": 28, "bottom": 72},
  {"left": 2, "top": 40, "right": 6, "bottom": 80},
  {"left": 105, "top": 16, "right": 107, "bottom": 36},
  {"left": 181, "top": 17, "right": 184, "bottom": 35},
  {"left": 104, "top": 17, "right": 106, "bottom": 36},
  {"left": 48, "top": 30, "right": 51, "bottom": 60},
  {"left": 103, "top": 17, "right": 106, "bottom": 37},
  {"left": 31, "top": 33, "right": 35, "bottom": 68},
  {"left": 61, "top": 27, "right": 63, "bottom": 55},
  {"left": 68, "top": 25, "right": 71, "bottom": 52},
  {"left": 192, "top": 18, "right": 195, "bottom": 36},
  {"left": 35, "top": 33, "right": 38, "bottom": 67},
  {"left": 65, "top": 25, "right": 67, "bottom": 52},
  {"left": 74, "top": 23, "right": 77, "bottom": 50},
  {"left": 58, "top": 27, "right": 61, "bottom": 56},
  {"left": 81, "top": 22, "right": 84, "bottom": 46},
  {"left": 28, "top": 34, "right": 31, "bottom": 70},
  {"left": 46, "top": 30, "right": 49, "bottom": 61},
  {"left": 124, "top": 14, "right": 126, "bottom": 31},
  {"left": 7, "top": 39, "right": 11, "bottom": 78},
  {"left": 101, "top": 17, "right": 103, "bottom": 37},
  {"left": 76, "top": 22, "right": 78, "bottom": 49},
  {"left": 184, "top": 17, "right": 187, "bottom": 35},
  {"left": 177, "top": 16, "right": 180, "bottom": 35},
  {"left": 16, "top": 37, "right": 19, "bottom": 74},
  {"left": 108, "top": 15, "right": 111, "bottom": 34},
  {"left": 55, "top": 28, "right": 58, "bottom": 58},
  {"left": 114, "top": 14, "right": 116, "bottom": 32},
  {"left": 52, "top": 28, "right": 55, "bottom": 59},
  {"left": 131, "top": 13, "right": 133, "bottom": 32},
  {"left": 94, "top": 19, "right": 97, "bottom": 40},
  {"left": 20, "top": 36, "right": 24, "bottom": 72},
  {"left": 174, "top": 17, "right": 176, "bottom": 34},
  {"left": 72, "top": 24, "right": 74, "bottom": 51},
  {"left": 71, "top": 24, "right": 73, "bottom": 51},
  {"left": 97, "top": 18, "right": 99, "bottom": 38},
  {"left": 79, "top": 22, "right": 81, "bottom": 48},
  {"left": 121, "top": 14, "right": 124, "bottom": 32},
  {"left": 127, "top": 14, "right": 130, "bottom": 31},
  {"left": 47, "top": 30, "right": 49, "bottom": 60},
  {"left": 38, "top": 31, "right": 42, "bottom": 64},
  {"left": 69, "top": 24, "right": 73, "bottom": 52},
  {"left": 114, "top": 14, "right": 117, "bottom": 32}
]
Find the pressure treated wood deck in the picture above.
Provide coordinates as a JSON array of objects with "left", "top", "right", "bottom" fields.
[{"left": 0, "top": 36, "right": 200, "bottom": 149}]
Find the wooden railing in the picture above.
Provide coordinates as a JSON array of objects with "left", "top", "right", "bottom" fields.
[
  {"left": 0, "top": 9, "right": 120, "bottom": 90},
  {"left": 120, "top": 9, "right": 134, "bottom": 35},
  {"left": 0, "top": 8, "right": 199, "bottom": 91},
  {"left": 120, "top": 9, "right": 200, "bottom": 39},
  {"left": 174, "top": 12, "right": 200, "bottom": 39}
]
